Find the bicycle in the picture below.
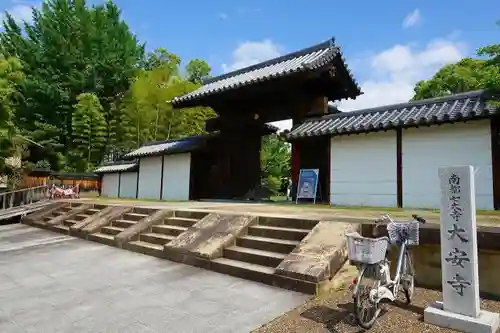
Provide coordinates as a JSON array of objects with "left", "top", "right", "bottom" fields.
[{"left": 345, "top": 214, "right": 426, "bottom": 329}]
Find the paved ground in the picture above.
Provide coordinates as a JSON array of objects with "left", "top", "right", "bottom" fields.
[
  {"left": 75, "top": 198, "right": 500, "bottom": 225},
  {"left": 0, "top": 224, "right": 308, "bottom": 333}
]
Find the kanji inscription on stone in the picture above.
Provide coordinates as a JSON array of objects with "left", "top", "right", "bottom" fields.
[{"left": 438, "top": 166, "right": 480, "bottom": 318}]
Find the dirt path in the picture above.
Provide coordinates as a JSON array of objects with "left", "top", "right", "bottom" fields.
[{"left": 253, "top": 287, "right": 500, "bottom": 333}]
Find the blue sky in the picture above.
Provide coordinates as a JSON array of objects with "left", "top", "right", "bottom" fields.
[{"left": 1, "top": 0, "right": 498, "bottom": 129}]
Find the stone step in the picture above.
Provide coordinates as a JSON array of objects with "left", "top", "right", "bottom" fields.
[
  {"left": 165, "top": 217, "right": 198, "bottom": 228},
  {"left": 223, "top": 246, "right": 286, "bottom": 268},
  {"left": 133, "top": 207, "right": 158, "bottom": 215},
  {"left": 151, "top": 224, "right": 187, "bottom": 237},
  {"left": 248, "top": 225, "right": 310, "bottom": 241},
  {"left": 50, "top": 224, "right": 69, "bottom": 234},
  {"left": 258, "top": 217, "right": 318, "bottom": 230},
  {"left": 43, "top": 215, "right": 54, "bottom": 222},
  {"left": 52, "top": 211, "right": 65, "bottom": 216},
  {"left": 174, "top": 210, "right": 207, "bottom": 220},
  {"left": 63, "top": 219, "right": 79, "bottom": 227},
  {"left": 209, "top": 258, "right": 316, "bottom": 294},
  {"left": 60, "top": 206, "right": 73, "bottom": 212},
  {"left": 139, "top": 233, "right": 174, "bottom": 245},
  {"left": 122, "top": 212, "right": 148, "bottom": 221},
  {"left": 86, "top": 208, "right": 101, "bottom": 213},
  {"left": 88, "top": 233, "right": 115, "bottom": 246},
  {"left": 237, "top": 235, "right": 299, "bottom": 254},
  {"left": 75, "top": 214, "right": 91, "bottom": 221},
  {"left": 112, "top": 219, "right": 135, "bottom": 229},
  {"left": 101, "top": 226, "right": 124, "bottom": 236},
  {"left": 125, "top": 241, "right": 164, "bottom": 258}
]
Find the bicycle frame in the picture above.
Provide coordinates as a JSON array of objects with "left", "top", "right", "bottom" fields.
[{"left": 353, "top": 238, "right": 411, "bottom": 303}]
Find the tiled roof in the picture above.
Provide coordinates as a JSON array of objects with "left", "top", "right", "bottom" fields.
[
  {"left": 284, "top": 90, "right": 499, "bottom": 140},
  {"left": 172, "top": 38, "right": 361, "bottom": 107},
  {"left": 122, "top": 135, "right": 208, "bottom": 159},
  {"left": 94, "top": 163, "right": 138, "bottom": 174}
]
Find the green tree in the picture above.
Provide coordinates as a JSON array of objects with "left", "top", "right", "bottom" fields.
[
  {"left": 0, "top": 56, "right": 24, "bottom": 176},
  {"left": 71, "top": 93, "right": 107, "bottom": 171},
  {"left": 260, "top": 134, "right": 291, "bottom": 194},
  {"left": 0, "top": 0, "right": 144, "bottom": 169},
  {"left": 185, "top": 59, "right": 211, "bottom": 84},
  {"left": 121, "top": 55, "right": 215, "bottom": 148},
  {"left": 478, "top": 20, "right": 500, "bottom": 67},
  {"left": 412, "top": 58, "right": 500, "bottom": 100},
  {"left": 414, "top": 21, "right": 500, "bottom": 100}
]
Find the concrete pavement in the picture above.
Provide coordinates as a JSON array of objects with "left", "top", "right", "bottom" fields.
[{"left": 0, "top": 224, "right": 308, "bottom": 332}]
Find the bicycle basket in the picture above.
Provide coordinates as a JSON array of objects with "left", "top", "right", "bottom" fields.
[
  {"left": 345, "top": 232, "right": 389, "bottom": 265},
  {"left": 387, "top": 221, "right": 419, "bottom": 245}
]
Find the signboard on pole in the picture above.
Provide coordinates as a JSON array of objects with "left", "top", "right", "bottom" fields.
[{"left": 296, "top": 169, "right": 319, "bottom": 204}]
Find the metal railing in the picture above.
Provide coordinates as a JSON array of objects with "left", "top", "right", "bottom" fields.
[{"left": 0, "top": 185, "right": 49, "bottom": 210}]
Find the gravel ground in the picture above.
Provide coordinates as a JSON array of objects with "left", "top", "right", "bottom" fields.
[{"left": 253, "top": 287, "right": 500, "bottom": 333}]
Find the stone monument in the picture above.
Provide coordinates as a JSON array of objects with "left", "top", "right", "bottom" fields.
[{"left": 424, "top": 165, "right": 500, "bottom": 333}]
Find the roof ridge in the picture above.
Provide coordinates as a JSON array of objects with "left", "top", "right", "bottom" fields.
[
  {"left": 143, "top": 134, "right": 209, "bottom": 147},
  {"left": 304, "top": 89, "right": 488, "bottom": 123},
  {"left": 203, "top": 37, "right": 335, "bottom": 85}
]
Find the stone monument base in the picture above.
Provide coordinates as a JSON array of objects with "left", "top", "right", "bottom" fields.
[{"left": 424, "top": 301, "right": 500, "bottom": 333}]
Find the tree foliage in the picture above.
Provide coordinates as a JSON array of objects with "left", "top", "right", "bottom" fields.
[
  {"left": 0, "top": 0, "right": 216, "bottom": 177},
  {"left": 412, "top": 58, "right": 500, "bottom": 100},
  {"left": 71, "top": 93, "right": 107, "bottom": 171},
  {"left": 0, "top": 0, "right": 313, "bottom": 195},
  {"left": 0, "top": 56, "right": 24, "bottom": 175},
  {"left": 261, "top": 134, "right": 291, "bottom": 194},
  {"left": 413, "top": 20, "right": 500, "bottom": 100}
]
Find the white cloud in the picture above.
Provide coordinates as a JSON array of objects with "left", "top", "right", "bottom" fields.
[
  {"left": 0, "top": 2, "right": 37, "bottom": 24},
  {"left": 339, "top": 38, "right": 466, "bottom": 111},
  {"left": 218, "top": 12, "right": 228, "bottom": 20},
  {"left": 403, "top": 9, "right": 421, "bottom": 28},
  {"left": 222, "top": 39, "right": 282, "bottom": 73}
]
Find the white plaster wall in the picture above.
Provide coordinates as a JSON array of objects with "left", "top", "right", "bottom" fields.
[
  {"left": 402, "top": 120, "right": 493, "bottom": 210},
  {"left": 102, "top": 173, "right": 119, "bottom": 197},
  {"left": 330, "top": 131, "right": 398, "bottom": 207},
  {"left": 137, "top": 156, "right": 162, "bottom": 200},
  {"left": 119, "top": 172, "right": 137, "bottom": 199},
  {"left": 162, "top": 153, "right": 191, "bottom": 201}
]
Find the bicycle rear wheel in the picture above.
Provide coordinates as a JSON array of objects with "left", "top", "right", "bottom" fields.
[{"left": 353, "top": 265, "right": 382, "bottom": 329}]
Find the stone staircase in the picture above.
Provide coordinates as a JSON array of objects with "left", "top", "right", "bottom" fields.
[
  {"left": 51, "top": 205, "right": 106, "bottom": 233},
  {"left": 125, "top": 211, "right": 208, "bottom": 257},
  {"left": 87, "top": 208, "right": 156, "bottom": 246},
  {"left": 210, "top": 217, "right": 318, "bottom": 288},
  {"left": 41, "top": 204, "right": 75, "bottom": 223}
]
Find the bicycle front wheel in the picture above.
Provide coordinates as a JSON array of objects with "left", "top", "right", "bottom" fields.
[
  {"left": 353, "top": 265, "right": 382, "bottom": 329},
  {"left": 402, "top": 250, "right": 415, "bottom": 304}
]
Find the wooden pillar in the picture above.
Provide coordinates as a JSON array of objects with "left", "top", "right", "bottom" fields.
[
  {"left": 135, "top": 159, "right": 140, "bottom": 199},
  {"left": 117, "top": 171, "right": 122, "bottom": 198},
  {"left": 160, "top": 155, "right": 165, "bottom": 200},
  {"left": 490, "top": 118, "right": 500, "bottom": 210},
  {"left": 291, "top": 141, "right": 301, "bottom": 200},
  {"left": 396, "top": 128, "right": 403, "bottom": 208}
]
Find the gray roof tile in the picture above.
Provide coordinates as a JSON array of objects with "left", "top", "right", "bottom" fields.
[
  {"left": 95, "top": 163, "right": 137, "bottom": 174},
  {"left": 123, "top": 135, "right": 207, "bottom": 159},
  {"left": 172, "top": 38, "right": 361, "bottom": 107},
  {"left": 285, "top": 90, "right": 499, "bottom": 140}
]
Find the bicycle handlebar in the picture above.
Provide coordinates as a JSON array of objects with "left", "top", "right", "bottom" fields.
[{"left": 374, "top": 214, "right": 427, "bottom": 225}]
